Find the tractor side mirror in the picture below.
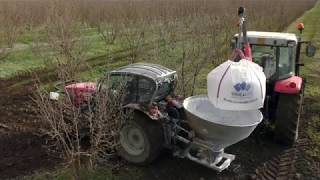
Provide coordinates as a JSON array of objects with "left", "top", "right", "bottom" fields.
[{"left": 306, "top": 43, "right": 316, "bottom": 57}]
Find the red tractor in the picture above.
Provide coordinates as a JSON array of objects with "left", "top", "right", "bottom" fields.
[{"left": 231, "top": 19, "right": 317, "bottom": 145}]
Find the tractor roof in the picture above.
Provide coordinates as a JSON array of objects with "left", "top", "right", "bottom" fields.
[
  {"left": 235, "top": 31, "right": 298, "bottom": 46},
  {"left": 112, "top": 63, "right": 176, "bottom": 80}
]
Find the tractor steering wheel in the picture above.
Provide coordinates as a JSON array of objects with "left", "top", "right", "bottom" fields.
[{"left": 261, "top": 52, "right": 274, "bottom": 60}]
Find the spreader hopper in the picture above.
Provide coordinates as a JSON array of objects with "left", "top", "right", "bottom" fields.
[{"left": 183, "top": 95, "right": 263, "bottom": 151}]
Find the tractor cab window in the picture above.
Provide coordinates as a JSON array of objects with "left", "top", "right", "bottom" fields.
[
  {"left": 252, "top": 45, "right": 295, "bottom": 79},
  {"left": 109, "top": 74, "right": 135, "bottom": 91},
  {"left": 154, "top": 77, "right": 175, "bottom": 101},
  {"left": 252, "top": 45, "right": 277, "bottom": 79},
  {"left": 100, "top": 74, "right": 137, "bottom": 102},
  {"left": 137, "top": 76, "right": 156, "bottom": 103},
  {"left": 279, "top": 47, "right": 295, "bottom": 78}
]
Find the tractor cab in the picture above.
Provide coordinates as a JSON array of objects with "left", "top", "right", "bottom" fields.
[
  {"left": 233, "top": 31, "right": 316, "bottom": 81},
  {"left": 233, "top": 31, "right": 298, "bottom": 81},
  {"left": 103, "top": 63, "right": 177, "bottom": 104},
  {"left": 98, "top": 63, "right": 178, "bottom": 119}
]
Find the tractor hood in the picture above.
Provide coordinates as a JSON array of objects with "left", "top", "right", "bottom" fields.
[
  {"left": 65, "top": 82, "right": 97, "bottom": 94},
  {"left": 64, "top": 82, "right": 97, "bottom": 106}
]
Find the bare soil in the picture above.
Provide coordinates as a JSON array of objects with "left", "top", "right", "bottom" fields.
[
  {"left": 139, "top": 132, "right": 285, "bottom": 180},
  {"left": 0, "top": 133, "right": 58, "bottom": 179},
  {"left": 0, "top": 73, "right": 318, "bottom": 180},
  {"left": 0, "top": 77, "right": 58, "bottom": 179}
]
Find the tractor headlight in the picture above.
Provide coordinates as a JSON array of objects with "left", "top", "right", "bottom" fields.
[{"left": 49, "top": 92, "right": 60, "bottom": 101}]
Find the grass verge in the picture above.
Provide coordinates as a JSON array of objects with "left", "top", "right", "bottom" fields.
[{"left": 287, "top": 0, "right": 320, "bottom": 171}]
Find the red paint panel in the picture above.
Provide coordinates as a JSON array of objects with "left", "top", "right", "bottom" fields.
[
  {"left": 274, "top": 76, "right": 302, "bottom": 94},
  {"left": 64, "top": 82, "right": 97, "bottom": 106},
  {"left": 244, "top": 42, "right": 253, "bottom": 61}
]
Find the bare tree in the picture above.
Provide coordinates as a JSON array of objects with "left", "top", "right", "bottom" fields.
[
  {"left": 119, "top": 20, "right": 147, "bottom": 64},
  {"left": 96, "top": 22, "right": 119, "bottom": 46},
  {"left": 0, "top": 1, "right": 21, "bottom": 60},
  {"left": 34, "top": 0, "right": 90, "bottom": 82},
  {"left": 34, "top": 75, "right": 130, "bottom": 178}
]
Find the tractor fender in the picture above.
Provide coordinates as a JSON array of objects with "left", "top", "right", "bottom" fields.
[
  {"left": 123, "top": 104, "right": 162, "bottom": 121},
  {"left": 274, "top": 76, "right": 303, "bottom": 94}
]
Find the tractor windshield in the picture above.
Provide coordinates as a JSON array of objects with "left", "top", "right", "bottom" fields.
[
  {"left": 251, "top": 45, "right": 295, "bottom": 79},
  {"left": 154, "top": 76, "right": 176, "bottom": 101}
]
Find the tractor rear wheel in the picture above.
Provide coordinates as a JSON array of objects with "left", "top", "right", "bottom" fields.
[
  {"left": 274, "top": 92, "right": 303, "bottom": 146},
  {"left": 118, "top": 113, "right": 163, "bottom": 164}
]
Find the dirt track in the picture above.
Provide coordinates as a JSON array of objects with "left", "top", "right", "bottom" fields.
[
  {"left": 0, "top": 75, "right": 294, "bottom": 179},
  {"left": 0, "top": 70, "right": 319, "bottom": 179},
  {"left": 0, "top": 77, "right": 60, "bottom": 179}
]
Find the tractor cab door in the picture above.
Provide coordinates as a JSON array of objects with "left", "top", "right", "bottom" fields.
[
  {"left": 99, "top": 73, "right": 138, "bottom": 103},
  {"left": 108, "top": 74, "right": 156, "bottom": 104},
  {"left": 136, "top": 76, "right": 156, "bottom": 103}
]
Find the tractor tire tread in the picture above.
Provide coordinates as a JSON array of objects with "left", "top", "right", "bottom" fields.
[{"left": 274, "top": 92, "right": 303, "bottom": 146}]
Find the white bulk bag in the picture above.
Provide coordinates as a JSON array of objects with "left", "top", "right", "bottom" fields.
[{"left": 207, "top": 59, "right": 266, "bottom": 111}]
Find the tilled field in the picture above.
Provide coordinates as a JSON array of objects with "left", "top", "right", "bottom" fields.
[
  {"left": 0, "top": 72, "right": 318, "bottom": 180},
  {"left": 254, "top": 95, "right": 320, "bottom": 180},
  {"left": 0, "top": 80, "right": 58, "bottom": 178}
]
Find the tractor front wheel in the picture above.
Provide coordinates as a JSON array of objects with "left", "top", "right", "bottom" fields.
[
  {"left": 118, "top": 113, "right": 163, "bottom": 164},
  {"left": 274, "top": 92, "right": 303, "bottom": 146}
]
